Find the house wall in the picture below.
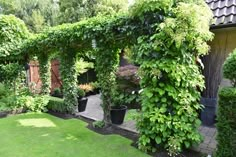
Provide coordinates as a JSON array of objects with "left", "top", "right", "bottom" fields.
[{"left": 202, "top": 27, "right": 236, "bottom": 98}]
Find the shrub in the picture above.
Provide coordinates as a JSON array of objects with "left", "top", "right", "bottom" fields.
[
  {"left": 75, "top": 58, "right": 94, "bottom": 76},
  {"left": 53, "top": 88, "right": 62, "bottom": 96},
  {"left": 90, "top": 81, "right": 100, "bottom": 90},
  {"left": 223, "top": 49, "right": 236, "bottom": 87},
  {"left": 16, "top": 95, "right": 49, "bottom": 112},
  {"left": 111, "top": 88, "right": 141, "bottom": 109},
  {"left": 92, "top": 121, "right": 105, "bottom": 128},
  {"left": 47, "top": 96, "right": 66, "bottom": 113},
  {"left": 0, "top": 83, "right": 9, "bottom": 98},
  {"left": 116, "top": 65, "right": 140, "bottom": 88},
  {"left": 78, "top": 84, "right": 94, "bottom": 94},
  {"left": 77, "top": 87, "right": 85, "bottom": 98},
  {"left": 114, "top": 65, "right": 141, "bottom": 109},
  {"left": 216, "top": 87, "right": 236, "bottom": 157},
  {"left": 0, "top": 102, "right": 11, "bottom": 112}
]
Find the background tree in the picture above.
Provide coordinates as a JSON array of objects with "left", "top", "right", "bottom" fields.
[
  {"left": 0, "top": 0, "right": 60, "bottom": 32},
  {"left": 0, "top": 0, "right": 16, "bottom": 14},
  {"left": 58, "top": 0, "right": 128, "bottom": 24}
]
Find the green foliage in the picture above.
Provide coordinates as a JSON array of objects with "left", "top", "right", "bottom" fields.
[
  {"left": 223, "top": 49, "right": 236, "bottom": 87},
  {"left": 0, "top": 83, "right": 13, "bottom": 112},
  {"left": 0, "top": 14, "right": 30, "bottom": 61},
  {"left": 77, "top": 87, "right": 85, "bottom": 98},
  {"left": 217, "top": 87, "right": 236, "bottom": 157},
  {"left": 0, "top": 63, "right": 24, "bottom": 86},
  {"left": 133, "top": 0, "right": 213, "bottom": 155},
  {"left": 95, "top": 48, "right": 119, "bottom": 123},
  {"left": 94, "top": 0, "right": 128, "bottom": 16},
  {"left": 10, "top": 0, "right": 213, "bottom": 155},
  {"left": 47, "top": 96, "right": 66, "bottom": 113},
  {"left": 59, "top": 49, "right": 78, "bottom": 114},
  {"left": 0, "top": 82, "right": 49, "bottom": 113},
  {"left": 53, "top": 88, "right": 62, "bottom": 96},
  {"left": 38, "top": 54, "right": 51, "bottom": 94},
  {"left": 59, "top": 0, "right": 128, "bottom": 23},
  {"left": 92, "top": 120, "right": 105, "bottom": 128},
  {"left": 90, "top": 81, "right": 100, "bottom": 90},
  {"left": 75, "top": 58, "right": 94, "bottom": 76},
  {"left": 0, "top": 0, "right": 60, "bottom": 32},
  {"left": 0, "top": 102, "right": 11, "bottom": 112},
  {"left": 125, "top": 109, "right": 140, "bottom": 121},
  {"left": 115, "top": 65, "right": 141, "bottom": 108},
  {"left": 0, "top": 0, "right": 16, "bottom": 14},
  {"left": 0, "top": 83, "right": 9, "bottom": 99},
  {"left": 112, "top": 88, "right": 140, "bottom": 108},
  {"left": 16, "top": 95, "right": 49, "bottom": 112}
]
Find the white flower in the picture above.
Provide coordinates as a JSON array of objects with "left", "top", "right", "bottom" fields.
[{"left": 138, "top": 89, "right": 143, "bottom": 94}]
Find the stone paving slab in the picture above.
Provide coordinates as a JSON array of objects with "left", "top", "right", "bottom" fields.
[
  {"left": 78, "top": 94, "right": 103, "bottom": 121},
  {"left": 78, "top": 94, "right": 217, "bottom": 156}
]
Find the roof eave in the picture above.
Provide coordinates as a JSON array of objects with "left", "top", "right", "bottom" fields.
[{"left": 210, "top": 23, "right": 236, "bottom": 30}]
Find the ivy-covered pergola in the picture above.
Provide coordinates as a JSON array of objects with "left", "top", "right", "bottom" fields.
[{"left": 15, "top": 0, "right": 213, "bottom": 155}]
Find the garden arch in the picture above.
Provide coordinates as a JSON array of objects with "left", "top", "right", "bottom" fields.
[{"left": 16, "top": 0, "right": 213, "bottom": 155}]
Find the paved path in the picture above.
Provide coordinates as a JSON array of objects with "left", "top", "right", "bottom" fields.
[{"left": 78, "top": 94, "right": 217, "bottom": 155}]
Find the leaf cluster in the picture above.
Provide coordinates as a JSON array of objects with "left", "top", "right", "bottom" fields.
[
  {"left": 217, "top": 87, "right": 236, "bottom": 157},
  {"left": 223, "top": 49, "right": 236, "bottom": 87}
]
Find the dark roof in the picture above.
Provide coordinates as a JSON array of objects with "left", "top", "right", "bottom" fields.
[{"left": 206, "top": 0, "right": 236, "bottom": 28}]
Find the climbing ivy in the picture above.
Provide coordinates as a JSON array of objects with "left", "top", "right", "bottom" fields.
[
  {"left": 38, "top": 54, "right": 51, "bottom": 94},
  {"left": 134, "top": 0, "right": 214, "bottom": 155},
  {"left": 59, "top": 48, "right": 78, "bottom": 113},
  {"left": 11, "top": 0, "right": 213, "bottom": 155},
  {"left": 0, "top": 14, "right": 31, "bottom": 62},
  {"left": 0, "top": 15, "right": 31, "bottom": 93},
  {"left": 95, "top": 48, "right": 119, "bottom": 123}
]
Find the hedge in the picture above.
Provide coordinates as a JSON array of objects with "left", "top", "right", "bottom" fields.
[
  {"left": 47, "top": 96, "right": 66, "bottom": 113},
  {"left": 217, "top": 87, "right": 236, "bottom": 157}
]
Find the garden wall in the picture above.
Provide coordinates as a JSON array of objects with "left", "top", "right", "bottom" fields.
[{"left": 29, "top": 60, "right": 62, "bottom": 92}]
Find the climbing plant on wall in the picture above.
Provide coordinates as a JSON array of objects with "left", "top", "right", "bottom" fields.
[
  {"left": 59, "top": 48, "right": 78, "bottom": 113},
  {"left": 0, "top": 15, "right": 31, "bottom": 90},
  {"left": 95, "top": 48, "right": 120, "bottom": 123},
  {"left": 13, "top": 0, "right": 213, "bottom": 155},
  {"left": 132, "top": 0, "right": 214, "bottom": 156},
  {"left": 38, "top": 54, "right": 51, "bottom": 94}
]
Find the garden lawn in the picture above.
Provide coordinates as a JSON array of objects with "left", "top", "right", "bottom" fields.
[{"left": 0, "top": 113, "right": 149, "bottom": 157}]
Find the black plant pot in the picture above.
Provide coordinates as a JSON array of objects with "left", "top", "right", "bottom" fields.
[
  {"left": 200, "top": 97, "right": 217, "bottom": 126},
  {"left": 78, "top": 97, "right": 88, "bottom": 112},
  {"left": 110, "top": 105, "right": 127, "bottom": 125}
]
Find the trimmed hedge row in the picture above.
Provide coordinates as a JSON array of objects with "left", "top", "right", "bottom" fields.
[
  {"left": 217, "top": 87, "right": 236, "bottom": 157},
  {"left": 47, "top": 96, "right": 66, "bottom": 113}
]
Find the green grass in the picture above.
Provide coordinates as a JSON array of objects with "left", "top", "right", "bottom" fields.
[
  {"left": 0, "top": 113, "right": 149, "bottom": 157},
  {"left": 125, "top": 109, "right": 140, "bottom": 122}
]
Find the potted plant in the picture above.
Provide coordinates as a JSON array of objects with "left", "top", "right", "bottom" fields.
[
  {"left": 110, "top": 91, "right": 127, "bottom": 125},
  {"left": 77, "top": 87, "right": 88, "bottom": 112},
  {"left": 90, "top": 81, "right": 100, "bottom": 94},
  {"left": 78, "top": 83, "right": 94, "bottom": 97}
]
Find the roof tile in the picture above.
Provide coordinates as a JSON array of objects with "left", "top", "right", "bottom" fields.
[{"left": 206, "top": 0, "right": 236, "bottom": 26}]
